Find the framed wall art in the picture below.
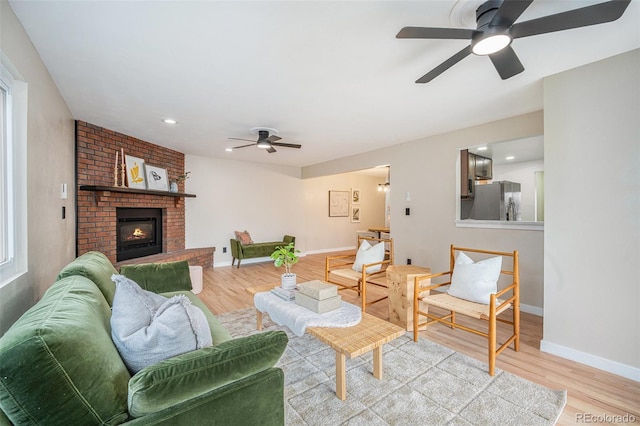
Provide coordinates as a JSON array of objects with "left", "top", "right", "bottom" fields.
[
  {"left": 124, "top": 155, "right": 146, "bottom": 189},
  {"left": 328, "top": 190, "right": 349, "bottom": 217},
  {"left": 350, "top": 206, "right": 360, "bottom": 223},
  {"left": 145, "top": 165, "right": 169, "bottom": 191},
  {"left": 351, "top": 188, "right": 360, "bottom": 204}
]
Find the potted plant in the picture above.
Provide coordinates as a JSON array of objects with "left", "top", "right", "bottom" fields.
[
  {"left": 170, "top": 171, "right": 190, "bottom": 193},
  {"left": 270, "top": 242, "right": 300, "bottom": 290}
]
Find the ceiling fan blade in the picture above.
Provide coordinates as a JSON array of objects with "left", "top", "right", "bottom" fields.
[
  {"left": 489, "top": 46, "right": 525, "bottom": 80},
  {"left": 511, "top": 0, "right": 631, "bottom": 39},
  {"left": 231, "top": 143, "right": 256, "bottom": 150},
  {"left": 271, "top": 142, "right": 302, "bottom": 149},
  {"left": 416, "top": 45, "right": 473, "bottom": 83},
  {"left": 266, "top": 146, "right": 277, "bottom": 154},
  {"left": 228, "top": 137, "right": 255, "bottom": 143},
  {"left": 396, "top": 27, "right": 474, "bottom": 40},
  {"left": 490, "top": 0, "right": 534, "bottom": 28},
  {"left": 267, "top": 135, "right": 282, "bottom": 143}
]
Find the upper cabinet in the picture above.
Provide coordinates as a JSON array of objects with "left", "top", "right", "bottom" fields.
[
  {"left": 460, "top": 149, "right": 493, "bottom": 199},
  {"left": 474, "top": 154, "right": 493, "bottom": 180}
]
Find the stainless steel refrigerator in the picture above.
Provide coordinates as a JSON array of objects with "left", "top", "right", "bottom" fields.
[{"left": 469, "top": 181, "right": 521, "bottom": 221}]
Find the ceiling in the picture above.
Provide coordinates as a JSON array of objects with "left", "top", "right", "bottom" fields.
[{"left": 9, "top": 0, "right": 640, "bottom": 168}]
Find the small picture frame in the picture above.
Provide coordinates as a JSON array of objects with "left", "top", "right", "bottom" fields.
[
  {"left": 328, "top": 190, "right": 349, "bottom": 217},
  {"left": 351, "top": 206, "right": 361, "bottom": 223},
  {"left": 125, "top": 155, "right": 146, "bottom": 189},
  {"left": 351, "top": 188, "right": 360, "bottom": 205},
  {"left": 145, "top": 165, "right": 169, "bottom": 191}
]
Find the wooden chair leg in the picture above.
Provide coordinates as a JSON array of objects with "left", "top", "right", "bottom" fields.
[
  {"left": 488, "top": 306, "right": 497, "bottom": 376},
  {"left": 514, "top": 303, "right": 520, "bottom": 352},
  {"left": 361, "top": 281, "right": 367, "bottom": 313}
]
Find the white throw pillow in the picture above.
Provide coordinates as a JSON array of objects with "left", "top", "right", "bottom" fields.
[
  {"left": 448, "top": 252, "right": 502, "bottom": 304},
  {"left": 110, "top": 274, "right": 212, "bottom": 373},
  {"left": 352, "top": 240, "right": 385, "bottom": 274}
]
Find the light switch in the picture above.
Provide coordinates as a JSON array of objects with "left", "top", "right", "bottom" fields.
[{"left": 61, "top": 183, "right": 67, "bottom": 199}]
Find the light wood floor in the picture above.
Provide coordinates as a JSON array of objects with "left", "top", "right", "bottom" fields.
[{"left": 198, "top": 251, "right": 640, "bottom": 425}]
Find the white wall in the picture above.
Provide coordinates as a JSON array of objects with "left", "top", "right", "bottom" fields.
[
  {"left": 184, "top": 155, "right": 305, "bottom": 266},
  {"left": 303, "top": 172, "right": 385, "bottom": 253},
  {"left": 184, "top": 155, "right": 385, "bottom": 265},
  {"left": 304, "top": 111, "right": 545, "bottom": 312},
  {"left": 0, "top": 0, "right": 76, "bottom": 334},
  {"left": 542, "top": 49, "right": 640, "bottom": 380}
]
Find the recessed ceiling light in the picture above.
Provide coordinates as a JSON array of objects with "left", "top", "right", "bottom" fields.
[
  {"left": 225, "top": 148, "right": 233, "bottom": 152},
  {"left": 506, "top": 156, "right": 515, "bottom": 160},
  {"left": 477, "top": 146, "right": 488, "bottom": 151},
  {"left": 162, "top": 118, "right": 177, "bottom": 125}
]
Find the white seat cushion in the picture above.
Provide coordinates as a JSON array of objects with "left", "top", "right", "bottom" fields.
[
  {"left": 352, "top": 240, "right": 385, "bottom": 273},
  {"left": 447, "top": 252, "right": 502, "bottom": 304}
]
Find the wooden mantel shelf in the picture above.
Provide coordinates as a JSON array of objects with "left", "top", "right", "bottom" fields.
[{"left": 79, "top": 185, "right": 196, "bottom": 203}]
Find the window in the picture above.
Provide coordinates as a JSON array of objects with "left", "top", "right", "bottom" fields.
[{"left": 0, "top": 62, "right": 27, "bottom": 287}]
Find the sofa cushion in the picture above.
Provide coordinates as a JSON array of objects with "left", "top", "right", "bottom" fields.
[
  {"left": 119, "top": 260, "right": 193, "bottom": 293},
  {"left": 162, "top": 290, "right": 233, "bottom": 345},
  {"left": 57, "top": 251, "right": 119, "bottom": 305},
  {"left": 127, "top": 330, "right": 288, "bottom": 417},
  {"left": 110, "top": 275, "right": 212, "bottom": 374},
  {"left": 0, "top": 275, "right": 130, "bottom": 425}
]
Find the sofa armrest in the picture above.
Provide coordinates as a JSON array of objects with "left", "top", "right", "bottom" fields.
[
  {"left": 229, "top": 238, "right": 243, "bottom": 259},
  {"left": 283, "top": 235, "right": 295, "bottom": 245},
  {"left": 127, "top": 330, "right": 288, "bottom": 417}
]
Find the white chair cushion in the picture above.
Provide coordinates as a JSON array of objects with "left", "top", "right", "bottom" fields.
[
  {"left": 352, "top": 240, "right": 385, "bottom": 274},
  {"left": 448, "top": 252, "right": 502, "bottom": 304}
]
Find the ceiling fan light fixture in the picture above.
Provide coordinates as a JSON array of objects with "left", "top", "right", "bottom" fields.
[
  {"left": 472, "top": 33, "right": 511, "bottom": 55},
  {"left": 256, "top": 140, "right": 271, "bottom": 149}
]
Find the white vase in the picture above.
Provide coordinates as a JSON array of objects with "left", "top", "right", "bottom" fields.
[
  {"left": 169, "top": 182, "right": 179, "bottom": 193},
  {"left": 281, "top": 273, "right": 297, "bottom": 290}
]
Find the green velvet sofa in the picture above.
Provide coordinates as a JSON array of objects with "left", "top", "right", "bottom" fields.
[
  {"left": 230, "top": 235, "right": 295, "bottom": 268},
  {"left": 0, "top": 251, "right": 288, "bottom": 425}
]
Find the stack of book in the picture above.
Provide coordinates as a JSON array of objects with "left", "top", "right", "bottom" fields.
[
  {"left": 295, "top": 280, "right": 341, "bottom": 314},
  {"left": 271, "top": 286, "right": 297, "bottom": 301}
]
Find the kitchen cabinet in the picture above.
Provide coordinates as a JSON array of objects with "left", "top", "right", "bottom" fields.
[
  {"left": 461, "top": 150, "right": 493, "bottom": 199},
  {"left": 474, "top": 154, "right": 493, "bottom": 179},
  {"left": 461, "top": 149, "right": 475, "bottom": 199}
]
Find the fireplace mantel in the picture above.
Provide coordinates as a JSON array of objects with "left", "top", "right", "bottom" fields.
[
  {"left": 80, "top": 185, "right": 196, "bottom": 206},
  {"left": 80, "top": 185, "right": 196, "bottom": 198}
]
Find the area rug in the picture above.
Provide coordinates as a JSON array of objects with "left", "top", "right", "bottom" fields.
[{"left": 217, "top": 308, "right": 567, "bottom": 425}]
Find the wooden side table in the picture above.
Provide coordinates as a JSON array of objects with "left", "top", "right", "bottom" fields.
[{"left": 386, "top": 265, "right": 431, "bottom": 331}]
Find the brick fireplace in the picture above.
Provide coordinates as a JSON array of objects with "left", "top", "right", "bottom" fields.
[{"left": 76, "top": 121, "right": 213, "bottom": 267}]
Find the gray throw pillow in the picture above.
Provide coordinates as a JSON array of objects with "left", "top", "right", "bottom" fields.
[{"left": 110, "top": 274, "right": 213, "bottom": 374}]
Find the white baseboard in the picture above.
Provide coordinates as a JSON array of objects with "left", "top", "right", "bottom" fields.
[
  {"left": 304, "top": 246, "right": 355, "bottom": 255},
  {"left": 520, "top": 303, "right": 543, "bottom": 317},
  {"left": 540, "top": 340, "right": 640, "bottom": 382},
  {"left": 214, "top": 252, "right": 309, "bottom": 268}
]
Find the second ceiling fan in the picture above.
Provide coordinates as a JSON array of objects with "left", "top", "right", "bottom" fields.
[
  {"left": 396, "top": 0, "right": 631, "bottom": 83},
  {"left": 228, "top": 127, "right": 301, "bottom": 154}
]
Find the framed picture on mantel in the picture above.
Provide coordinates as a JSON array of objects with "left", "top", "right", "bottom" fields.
[
  {"left": 145, "top": 165, "right": 169, "bottom": 191},
  {"left": 125, "top": 155, "right": 147, "bottom": 189}
]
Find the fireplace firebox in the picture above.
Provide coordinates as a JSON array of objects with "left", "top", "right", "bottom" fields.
[{"left": 116, "top": 208, "right": 163, "bottom": 261}]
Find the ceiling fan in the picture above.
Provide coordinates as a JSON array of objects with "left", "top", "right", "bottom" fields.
[
  {"left": 227, "top": 127, "right": 302, "bottom": 154},
  {"left": 396, "top": 0, "right": 631, "bottom": 83}
]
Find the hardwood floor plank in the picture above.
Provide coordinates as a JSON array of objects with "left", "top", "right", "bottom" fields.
[{"left": 198, "top": 252, "right": 640, "bottom": 425}]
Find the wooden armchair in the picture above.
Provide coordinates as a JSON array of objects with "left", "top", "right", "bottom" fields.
[
  {"left": 413, "top": 245, "right": 519, "bottom": 376},
  {"left": 325, "top": 236, "right": 394, "bottom": 312}
]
